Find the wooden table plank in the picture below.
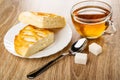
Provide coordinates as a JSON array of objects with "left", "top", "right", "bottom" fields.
[{"left": 0, "top": 0, "right": 120, "bottom": 80}]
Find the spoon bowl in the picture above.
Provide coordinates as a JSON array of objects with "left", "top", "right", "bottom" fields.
[{"left": 69, "top": 38, "right": 87, "bottom": 55}]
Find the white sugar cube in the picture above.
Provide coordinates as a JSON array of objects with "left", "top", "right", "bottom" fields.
[
  {"left": 74, "top": 52, "right": 87, "bottom": 65},
  {"left": 89, "top": 43, "right": 102, "bottom": 56}
]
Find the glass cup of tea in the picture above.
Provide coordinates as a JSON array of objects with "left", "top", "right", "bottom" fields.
[{"left": 71, "top": 1, "right": 116, "bottom": 39}]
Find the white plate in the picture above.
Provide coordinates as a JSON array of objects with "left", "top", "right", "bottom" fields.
[{"left": 4, "top": 23, "right": 72, "bottom": 58}]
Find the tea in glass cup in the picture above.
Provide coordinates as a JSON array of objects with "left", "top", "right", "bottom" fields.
[{"left": 71, "top": 1, "right": 116, "bottom": 39}]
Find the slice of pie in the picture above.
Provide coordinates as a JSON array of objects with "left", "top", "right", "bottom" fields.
[
  {"left": 18, "top": 11, "right": 66, "bottom": 28},
  {"left": 14, "top": 25, "right": 54, "bottom": 57}
]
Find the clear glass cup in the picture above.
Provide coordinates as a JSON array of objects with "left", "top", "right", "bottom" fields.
[{"left": 71, "top": 1, "right": 116, "bottom": 39}]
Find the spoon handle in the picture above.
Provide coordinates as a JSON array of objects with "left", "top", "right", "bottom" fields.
[{"left": 27, "top": 54, "right": 64, "bottom": 79}]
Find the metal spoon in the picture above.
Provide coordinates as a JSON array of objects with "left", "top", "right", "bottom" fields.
[{"left": 27, "top": 38, "right": 87, "bottom": 79}]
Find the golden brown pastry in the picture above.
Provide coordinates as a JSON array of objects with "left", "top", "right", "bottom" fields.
[
  {"left": 18, "top": 11, "right": 66, "bottom": 28},
  {"left": 14, "top": 25, "right": 54, "bottom": 57}
]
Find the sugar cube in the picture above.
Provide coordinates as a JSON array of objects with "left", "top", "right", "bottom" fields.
[
  {"left": 89, "top": 43, "right": 102, "bottom": 56},
  {"left": 74, "top": 52, "right": 87, "bottom": 65}
]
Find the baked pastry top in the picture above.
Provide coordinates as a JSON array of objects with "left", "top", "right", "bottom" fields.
[
  {"left": 14, "top": 25, "right": 54, "bottom": 57},
  {"left": 18, "top": 11, "right": 66, "bottom": 28}
]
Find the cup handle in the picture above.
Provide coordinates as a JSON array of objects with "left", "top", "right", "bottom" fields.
[{"left": 104, "top": 20, "right": 117, "bottom": 36}]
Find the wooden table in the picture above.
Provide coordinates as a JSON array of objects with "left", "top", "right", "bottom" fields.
[{"left": 0, "top": 0, "right": 120, "bottom": 80}]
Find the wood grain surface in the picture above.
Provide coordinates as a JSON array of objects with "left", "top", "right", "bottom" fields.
[{"left": 0, "top": 0, "right": 120, "bottom": 80}]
